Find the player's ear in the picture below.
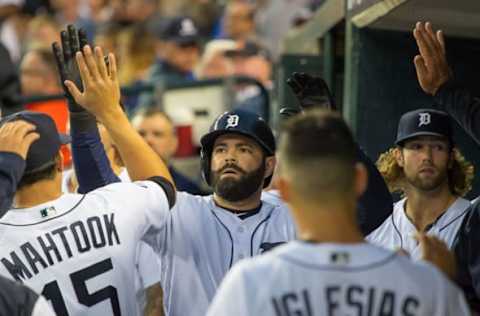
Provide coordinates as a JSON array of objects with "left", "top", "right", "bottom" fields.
[
  {"left": 354, "top": 162, "right": 368, "bottom": 197},
  {"left": 264, "top": 155, "right": 276, "bottom": 180},
  {"left": 394, "top": 147, "right": 404, "bottom": 167}
]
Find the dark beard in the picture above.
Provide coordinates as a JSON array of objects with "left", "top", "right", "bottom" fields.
[{"left": 211, "top": 161, "right": 266, "bottom": 202}]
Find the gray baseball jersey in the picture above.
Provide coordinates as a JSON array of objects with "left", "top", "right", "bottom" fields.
[
  {"left": 367, "top": 197, "right": 470, "bottom": 259},
  {"left": 159, "top": 191, "right": 296, "bottom": 316},
  {"left": 207, "top": 241, "right": 471, "bottom": 316},
  {"left": 0, "top": 181, "right": 170, "bottom": 315}
]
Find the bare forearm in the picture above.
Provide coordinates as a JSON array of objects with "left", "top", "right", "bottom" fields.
[{"left": 102, "top": 109, "right": 173, "bottom": 184}]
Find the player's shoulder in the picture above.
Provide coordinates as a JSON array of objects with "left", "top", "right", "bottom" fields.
[
  {"left": 86, "top": 180, "right": 169, "bottom": 206},
  {"left": 175, "top": 191, "right": 213, "bottom": 209}
]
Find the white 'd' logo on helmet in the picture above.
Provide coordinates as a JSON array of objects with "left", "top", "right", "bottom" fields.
[
  {"left": 418, "top": 112, "right": 431, "bottom": 127},
  {"left": 180, "top": 19, "right": 197, "bottom": 36},
  {"left": 225, "top": 115, "right": 240, "bottom": 128}
]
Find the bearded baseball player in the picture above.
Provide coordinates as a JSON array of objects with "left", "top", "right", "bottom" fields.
[
  {"left": 0, "top": 43, "right": 176, "bottom": 316},
  {"left": 60, "top": 36, "right": 393, "bottom": 315},
  {"left": 208, "top": 109, "right": 470, "bottom": 316},
  {"left": 368, "top": 108, "right": 473, "bottom": 258}
]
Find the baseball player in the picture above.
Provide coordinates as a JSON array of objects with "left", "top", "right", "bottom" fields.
[
  {"left": 367, "top": 108, "right": 473, "bottom": 259},
  {"left": 410, "top": 21, "right": 480, "bottom": 309},
  {"left": 59, "top": 39, "right": 393, "bottom": 316},
  {"left": 0, "top": 43, "right": 176, "bottom": 316},
  {"left": 0, "top": 120, "right": 56, "bottom": 316},
  {"left": 54, "top": 26, "right": 165, "bottom": 316},
  {"left": 208, "top": 109, "right": 470, "bottom": 316}
]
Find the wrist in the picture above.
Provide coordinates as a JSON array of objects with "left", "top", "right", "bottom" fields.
[{"left": 96, "top": 104, "right": 125, "bottom": 124}]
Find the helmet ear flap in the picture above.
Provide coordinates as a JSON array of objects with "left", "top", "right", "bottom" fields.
[{"left": 200, "top": 147, "right": 212, "bottom": 186}]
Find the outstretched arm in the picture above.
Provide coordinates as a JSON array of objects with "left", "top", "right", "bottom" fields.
[
  {"left": 64, "top": 44, "right": 173, "bottom": 184},
  {"left": 53, "top": 25, "right": 119, "bottom": 193},
  {"left": 413, "top": 21, "right": 480, "bottom": 145}
]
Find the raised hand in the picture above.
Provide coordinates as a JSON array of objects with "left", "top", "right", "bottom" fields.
[
  {"left": 0, "top": 121, "right": 39, "bottom": 160},
  {"left": 64, "top": 45, "right": 121, "bottom": 123},
  {"left": 52, "top": 25, "right": 89, "bottom": 112},
  {"left": 286, "top": 72, "right": 336, "bottom": 111},
  {"left": 416, "top": 233, "right": 457, "bottom": 280},
  {"left": 413, "top": 21, "right": 451, "bottom": 95}
]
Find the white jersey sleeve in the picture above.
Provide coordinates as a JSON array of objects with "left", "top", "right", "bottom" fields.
[
  {"left": 32, "top": 295, "right": 56, "bottom": 316},
  {"left": 206, "top": 261, "right": 251, "bottom": 316}
]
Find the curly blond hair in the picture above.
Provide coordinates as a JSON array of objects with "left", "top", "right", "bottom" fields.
[{"left": 376, "top": 147, "right": 474, "bottom": 197}]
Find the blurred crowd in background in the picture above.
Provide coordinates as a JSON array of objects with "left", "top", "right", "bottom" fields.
[
  {"left": 0, "top": 0, "right": 330, "bottom": 190},
  {"left": 0, "top": 0, "right": 326, "bottom": 183}
]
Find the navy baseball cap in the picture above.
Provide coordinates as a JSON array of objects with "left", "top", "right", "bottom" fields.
[
  {"left": 395, "top": 109, "right": 453, "bottom": 146},
  {"left": 156, "top": 16, "right": 199, "bottom": 46},
  {"left": 0, "top": 111, "right": 70, "bottom": 173}
]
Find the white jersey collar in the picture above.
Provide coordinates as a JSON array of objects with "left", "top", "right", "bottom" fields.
[
  {"left": 0, "top": 194, "right": 85, "bottom": 226},
  {"left": 276, "top": 241, "right": 399, "bottom": 270},
  {"left": 395, "top": 196, "right": 470, "bottom": 232}
]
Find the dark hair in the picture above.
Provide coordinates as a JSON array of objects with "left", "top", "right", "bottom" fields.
[
  {"left": 281, "top": 110, "right": 356, "bottom": 164},
  {"left": 17, "top": 155, "right": 59, "bottom": 190},
  {"left": 279, "top": 109, "right": 357, "bottom": 200}
]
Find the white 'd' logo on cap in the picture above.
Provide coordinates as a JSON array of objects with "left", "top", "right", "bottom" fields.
[
  {"left": 418, "top": 112, "right": 431, "bottom": 127},
  {"left": 180, "top": 19, "right": 197, "bottom": 36},
  {"left": 226, "top": 115, "right": 239, "bottom": 128}
]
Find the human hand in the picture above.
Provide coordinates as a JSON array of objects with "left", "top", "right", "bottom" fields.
[
  {"left": 0, "top": 121, "right": 39, "bottom": 160},
  {"left": 286, "top": 72, "right": 336, "bottom": 111},
  {"left": 64, "top": 45, "right": 122, "bottom": 123},
  {"left": 416, "top": 233, "right": 457, "bottom": 280},
  {"left": 413, "top": 21, "right": 452, "bottom": 95}
]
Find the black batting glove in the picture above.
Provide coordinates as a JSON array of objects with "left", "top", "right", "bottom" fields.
[
  {"left": 286, "top": 72, "right": 336, "bottom": 111},
  {"left": 52, "top": 25, "right": 89, "bottom": 113}
]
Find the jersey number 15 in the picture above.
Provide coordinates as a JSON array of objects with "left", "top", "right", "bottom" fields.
[{"left": 41, "top": 258, "right": 121, "bottom": 315}]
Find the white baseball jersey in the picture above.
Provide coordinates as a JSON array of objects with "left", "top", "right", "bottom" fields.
[
  {"left": 61, "top": 167, "right": 162, "bottom": 312},
  {"left": 159, "top": 191, "right": 296, "bottom": 316},
  {"left": 367, "top": 197, "right": 470, "bottom": 259},
  {"left": 0, "top": 180, "right": 170, "bottom": 316},
  {"left": 207, "top": 241, "right": 471, "bottom": 316}
]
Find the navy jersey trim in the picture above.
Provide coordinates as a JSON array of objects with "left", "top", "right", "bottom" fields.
[
  {"left": 279, "top": 250, "right": 399, "bottom": 272},
  {"left": 0, "top": 195, "right": 87, "bottom": 227},
  {"left": 391, "top": 214, "right": 403, "bottom": 249},
  {"left": 211, "top": 210, "right": 234, "bottom": 269},
  {"left": 439, "top": 206, "right": 470, "bottom": 232},
  {"left": 250, "top": 214, "right": 272, "bottom": 256}
]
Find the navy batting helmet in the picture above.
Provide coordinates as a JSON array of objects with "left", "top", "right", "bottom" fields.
[{"left": 200, "top": 109, "right": 276, "bottom": 187}]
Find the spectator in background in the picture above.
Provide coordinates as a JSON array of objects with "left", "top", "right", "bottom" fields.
[
  {"left": 138, "top": 16, "right": 201, "bottom": 108},
  {"left": 124, "top": 0, "right": 159, "bottom": 24},
  {"left": 118, "top": 23, "right": 156, "bottom": 113},
  {"left": 94, "top": 22, "right": 123, "bottom": 55},
  {"left": 223, "top": 1, "right": 257, "bottom": 43},
  {"left": 20, "top": 48, "right": 71, "bottom": 167},
  {"left": 87, "top": 0, "right": 113, "bottom": 25},
  {"left": 133, "top": 108, "right": 205, "bottom": 195},
  {"left": 226, "top": 40, "right": 273, "bottom": 119},
  {"left": 24, "top": 14, "right": 60, "bottom": 51},
  {"left": 196, "top": 39, "right": 237, "bottom": 79}
]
